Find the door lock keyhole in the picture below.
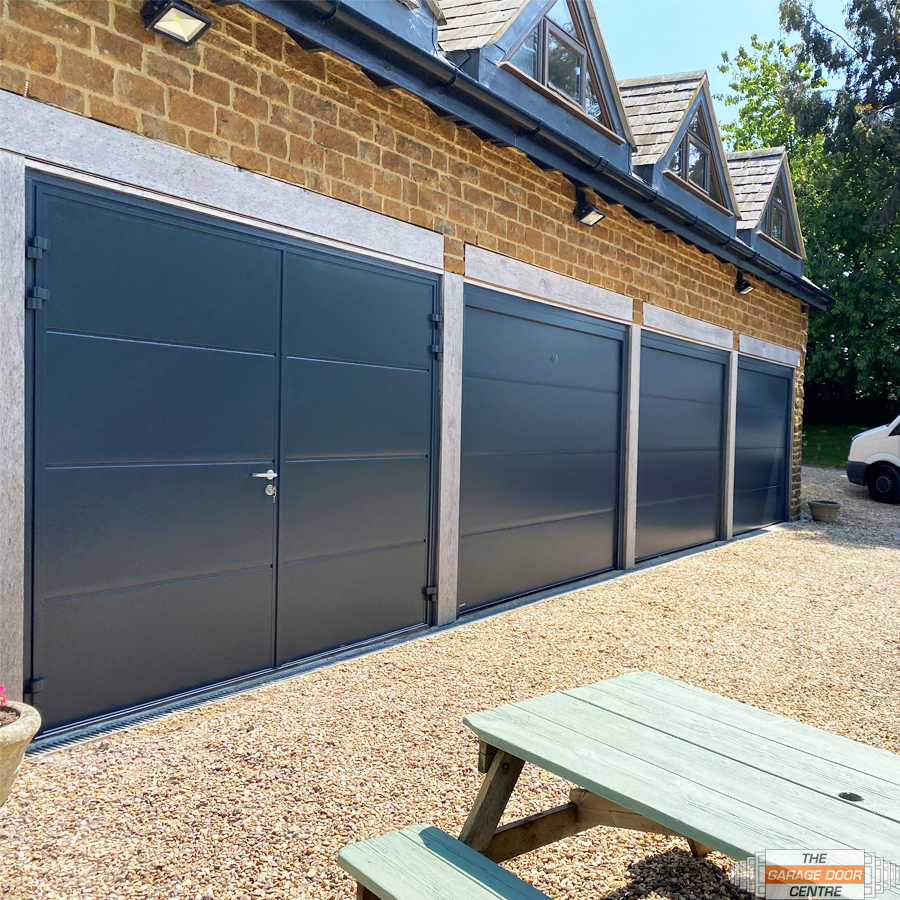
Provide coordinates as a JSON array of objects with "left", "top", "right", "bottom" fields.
[{"left": 265, "top": 484, "right": 276, "bottom": 500}]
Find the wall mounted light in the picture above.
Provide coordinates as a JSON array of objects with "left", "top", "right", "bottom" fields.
[
  {"left": 574, "top": 190, "right": 605, "bottom": 227},
  {"left": 141, "top": 0, "right": 213, "bottom": 46},
  {"left": 735, "top": 271, "right": 755, "bottom": 295}
]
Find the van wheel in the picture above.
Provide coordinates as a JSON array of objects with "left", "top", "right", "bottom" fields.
[{"left": 867, "top": 464, "right": 900, "bottom": 503}]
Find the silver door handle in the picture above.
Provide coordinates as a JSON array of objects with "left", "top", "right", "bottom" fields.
[{"left": 251, "top": 470, "right": 278, "bottom": 480}]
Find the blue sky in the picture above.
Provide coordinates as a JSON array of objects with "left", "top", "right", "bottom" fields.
[{"left": 593, "top": 1, "right": 850, "bottom": 125}]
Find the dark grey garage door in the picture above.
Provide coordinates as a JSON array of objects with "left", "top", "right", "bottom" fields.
[
  {"left": 458, "top": 288, "right": 626, "bottom": 611},
  {"left": 636, "top": 333, "right": 728, "bottom": 561},
  {"left": 276, "top": 252, "right": 437, "bottom": 664},
  {"left": 733, "top": 357, "right": 793, "bottom": 533},
  {"left": 27, "top": 176, "right": 437, "bottom": 731}
]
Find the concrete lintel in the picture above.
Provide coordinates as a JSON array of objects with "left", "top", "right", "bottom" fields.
[
  {"left": 0, "top": 151, "right": 25, "bottom": 701},
  {"left": 642, "top": 304, "right": 733, "bottom": 350},
  {"left": 739, "top": 334, "right": 801, "bottom": 368},
  {"left": 464, "top": 245, "right": 633, "bottom": 322},
  {"left": 435, "top": 274, "right": 464, "bottom": 626},
  {"left": 0, "top": 91, "right": 443, "bottom": 270}
]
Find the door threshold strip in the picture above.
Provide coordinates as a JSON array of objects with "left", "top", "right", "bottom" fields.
[{"left": 27, "top": 623, "right": 429, "bottom": 756}]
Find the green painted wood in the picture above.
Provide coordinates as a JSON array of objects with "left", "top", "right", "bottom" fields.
[
  {"left": 465, "top": 703, "right": 856, "bottom": 861},
  {"left": 569, "top": 678, "right": 900, "bottom": 819},
  {"left": 464, "top": 673, "right": 900, "bottom": 863},
  {"left": 526, "top": 693, "right": 900, "bottom": 854},
  {"left": 614, "top": 672, "right": 900, "bottom": 780},
  {"left": 338, "top": 825, "right": 550, "bottom": 900}
]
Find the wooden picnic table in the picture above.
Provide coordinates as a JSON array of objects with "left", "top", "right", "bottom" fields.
[{"left": 459, "top": 671, "right": 900, "bottom": 869}]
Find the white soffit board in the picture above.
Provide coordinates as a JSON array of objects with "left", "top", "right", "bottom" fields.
[
  {"left": 464, "top": 244, "right": 633, "bottom": 322},
  {"left": 0, "top": 92, "right": 444, "bottom": 269},
  {"left": 739, "top": 334, "right": 801, "bottom": 368},
  {"left": 642, "top": 303, "right": 733, "bottom": 349}
]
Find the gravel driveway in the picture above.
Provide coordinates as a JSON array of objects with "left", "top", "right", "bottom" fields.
[{"left": 3, "top": 466, "right": 899, "bottom": 900}]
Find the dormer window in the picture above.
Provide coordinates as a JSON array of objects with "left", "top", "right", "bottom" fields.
[
  {"left": 761, "top": 181, "right": 798, "bottom": 252},
  {"left": 668, "top": 112, "right": 726, "bottom": 206},
  {"left": 508, "top": 0, "right": 607, "bottom": 123}
]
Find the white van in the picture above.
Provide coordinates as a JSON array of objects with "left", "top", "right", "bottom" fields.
[{"left": 846, "top": 414, "right": 900, "bottom": 502}]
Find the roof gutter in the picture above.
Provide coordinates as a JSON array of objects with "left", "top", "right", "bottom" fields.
[{"left": 231, "top": 0, "right": 833, "bottom": 310}]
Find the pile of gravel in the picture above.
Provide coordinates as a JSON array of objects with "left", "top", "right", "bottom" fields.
[{"left": 2, "top": 467, "right": 898, "bottom": 900}]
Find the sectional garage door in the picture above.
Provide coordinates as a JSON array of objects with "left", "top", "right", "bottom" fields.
[
  {"left": 27, "top": 175, "right": 438, "bottom": 732},
  {"left": 636, "top": 333, "right": 728, "bottom": 561},
  {"left": 458, "top": 288, "right": 626, "bottom": 611},
  {"left": 733, "top": 357, "right": 793, "bottom": 533}
]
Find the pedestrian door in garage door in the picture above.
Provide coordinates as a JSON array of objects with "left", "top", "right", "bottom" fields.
[
  {"left": 458, "top": 287, "right": 626, "bottom": 612},
  {"left": 636, "top": 333, "right": 728, "bottom": 561},
  {"left": 27, "top": 176, "right": 438, "bottom": 732},
  {"left": 733, "top": 357, "right": 793, "bottom": 533}
]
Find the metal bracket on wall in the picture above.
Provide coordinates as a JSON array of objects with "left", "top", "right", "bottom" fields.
[
  {"left": 26, "top": 236, "right": 50, "bottom": 259},
  {"left": 26, "top": 287, "right": 49, "bottom": 309},
  {"left": 23, "top": 677, "right": 44, "bottom": 703}
]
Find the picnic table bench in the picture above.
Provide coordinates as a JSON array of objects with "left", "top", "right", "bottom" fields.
[{"left": 339, "top": 672, "right": 900, "bottom": 900}]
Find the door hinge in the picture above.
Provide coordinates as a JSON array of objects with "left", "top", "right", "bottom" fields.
[
  {"left": 26, "top": 236, "right": 51, "bottom": 259},
  {"left": 422, "top": 586, "right": 437, "bottom": 601},
  {"left": 26, "top": 287, "right": 49, "bottom": 309},
  {"left": 429, "top": 313, "right": 443, "bottom": 330},
  {"left": 429, "top": 343, "right": 442, "bottom": 358},
  {"left": 23, "top": 677, "right": 44, "bottom": 701}
]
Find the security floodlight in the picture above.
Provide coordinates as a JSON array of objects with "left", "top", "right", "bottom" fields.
[
  {"left": 141, "top": 0, "right": 213, "bottom": 46},
  {"left": 735, "top": 271, "right": 755, "bottom": 295},
  {"left": 574, "top": 190, "right": 605, "bottom": 227}
]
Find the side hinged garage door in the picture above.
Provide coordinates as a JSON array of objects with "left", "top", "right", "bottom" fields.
[
  {"left": 458, "top": 287, "right": 626, "bottom": 612},
  {"left": 733, "top": 356, "right": 793, "bottom": 533},
  {"left": 27, "top": 175, "right": 438, "bottom": 732},
  {"left": 636, "top": 333, "right": 728, "bottom": 561}
]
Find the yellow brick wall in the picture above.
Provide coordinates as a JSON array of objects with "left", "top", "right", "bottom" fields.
[{"left": 0, "top": 0, "right": 809, "bottom": 514}]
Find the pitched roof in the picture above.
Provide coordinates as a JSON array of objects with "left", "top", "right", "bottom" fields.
[
  {"left": 617, "top": 71, "right": 705, "bottom": 167},
  {"left": 727, "top": 147, "right": 806, "bottom": 259},
  {"left": 438, "top": 0, "right": 525, "bottom": 51},
  {"left": 726, "top": 147, "right": 785, "bottom": 227}
]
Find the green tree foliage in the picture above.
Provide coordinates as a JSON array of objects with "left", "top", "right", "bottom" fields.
[{"left": 718, "top": 5, "right": 900, "bottom": 423}]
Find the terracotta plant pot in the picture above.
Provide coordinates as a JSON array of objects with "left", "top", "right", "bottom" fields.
[
  {"left": 0, "top": 702, "right": 41, "bottom": 807},
  {"left": 808, "top": 499, "right": 840, "bottom": 523}
]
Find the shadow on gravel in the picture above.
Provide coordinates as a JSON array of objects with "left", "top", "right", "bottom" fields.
[{"left": 597, "top": 847, "right": 751, "bottom": 900}]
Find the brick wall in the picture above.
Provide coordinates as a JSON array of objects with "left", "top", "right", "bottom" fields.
[{"left": 0, "top": 0, "right": 808, "bottom": 515}]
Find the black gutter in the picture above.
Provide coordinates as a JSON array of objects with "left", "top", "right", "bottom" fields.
[{"left": 233, "top": 0, "right": 833, "bottom": 310}]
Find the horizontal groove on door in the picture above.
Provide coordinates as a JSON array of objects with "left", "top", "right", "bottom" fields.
[
  {"left": 637, "top": 493, "right": 720, "bottom": 509},
  {"left": 464, "top": 372, "right": 621, "bottom": 393},
  {"left": 461, "top": 507, "right": 617, "bottom": 539},
  {"left": 47, "top": 328, "right": 277, "bottom": 357},
  {"left": 283, "top": 454, "right": 428, "bottom": 462},
  {"left": 463, "top": 449, "right": 617, "bottom": 457},
  {"left": 639, "top": 393, "right": 723, "bottom": 406},
  {"left": 47, "top": 459, "right": 276, "bottom": 470},
  {"left": 282, "top": 539, "right": 426, "bottom": 567},
  {"left": 37, "top": 569, "right": 274, "bottom": 731},
  {"left": 459, "top": 512, "right": 617, "bottom": 611},
  {"left": 43, "top": 564, "right": 275, "bottom": 605},
  {"left": 285, "top": 354, "right": 430, "bottom": 374}
]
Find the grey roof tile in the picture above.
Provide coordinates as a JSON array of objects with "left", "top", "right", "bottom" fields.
[
  {"left": 617, "top": 71, "right": 704, "bottom": 165},
  {"left": 726, "top": 148, "right": 784, "bottom": 226},
  {"left": 438, "top": 0, "right": 525, "bottom": 50}
]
